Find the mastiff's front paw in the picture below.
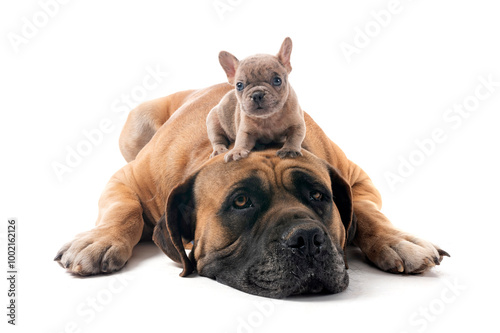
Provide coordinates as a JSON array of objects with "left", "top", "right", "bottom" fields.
[
  {"left": 362, "top": 232, "right": 450, "bottom": 274},
  {"left": 54, "top": 228, "right": 132, "bottom": 276}
]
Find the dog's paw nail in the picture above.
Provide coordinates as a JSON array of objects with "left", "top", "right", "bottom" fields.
[
  {"left": 423, "top": 258, "right": 435, "bottom": 267},
  {"left": 74, "top": 264, "right": 83, "bottom": 274},
  {"left": 54, "top": 253, "right": 63, "bottom": 261},
  {"left": 101, "top": 262, "right": 109, "bottom": 273},
  {"left": 63, "top": 261, "right": 71, "bottom": 269},
  {"left": 437, "top": 249, "right": 450, "bottom": 258},
  {"left": 396, "top": 260, "right": 404, "bottom": 273}
]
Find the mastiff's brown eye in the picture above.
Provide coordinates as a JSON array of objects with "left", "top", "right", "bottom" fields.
[
  {"left": 233, "top": 195, "right": 252, "bottom": 209},
  {"left": 309, "top": 191, "right": 323, "bottom": 202}
]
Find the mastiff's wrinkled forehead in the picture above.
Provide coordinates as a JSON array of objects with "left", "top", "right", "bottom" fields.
[{"left": 153, "top": 150, "right": 354, "bottom": 298}]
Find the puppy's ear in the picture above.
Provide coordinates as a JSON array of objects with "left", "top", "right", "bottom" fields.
[
  {"left": 277, "top": 37, "right": 293, "bottom": 73},
  {"left": 153, "top": 173, "right": 198, "bottom": 277},
  {"left": 327, "top": 165, "right": 354, "bottom": 248},
  {"left": 219, "top": 51, "right": 239, "bottom": 85}
]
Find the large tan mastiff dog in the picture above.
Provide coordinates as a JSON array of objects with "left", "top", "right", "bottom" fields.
[{"left": 55, "top": 83, "right": 449, "bottom": 298}]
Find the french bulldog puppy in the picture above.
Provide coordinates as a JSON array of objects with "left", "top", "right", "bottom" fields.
[{"left": 207, "top": 37, "right": 306, "bottom": 162}]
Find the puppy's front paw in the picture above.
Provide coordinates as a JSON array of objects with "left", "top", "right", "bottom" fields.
[
  {"left": 224, "top": 148, "right": 250, "bottom": 162},
  {"left": 54, "top": 228, "right": 132, "bottom": 276},
  {"left": 210, "top": 145, "right": 228, "bottom": 158},
  {"left": 276, "top": 147, "right": 302, "bottom": 159},
  {"left": 364, "top": 232, "right": 450, "bottom": 274}
]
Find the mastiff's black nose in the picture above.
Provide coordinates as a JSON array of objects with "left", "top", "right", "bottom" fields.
[{"left": 284, "top": 224, "right": 326, "bottom": 257}]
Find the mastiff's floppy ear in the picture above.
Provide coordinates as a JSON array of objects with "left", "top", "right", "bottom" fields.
[
  {"left": 153, "top": 173, "right": 198, "bottom": 277},
  {"left": 327, "top": 165, "right": 355, "bottom": 247}
]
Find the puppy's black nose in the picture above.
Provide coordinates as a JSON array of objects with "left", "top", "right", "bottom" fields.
[
  {"left": 285, "top": 226, "right": 325, "bottom": 257},
  {"left": 252, "top": 91, "right": 265, "bottom": 104}
]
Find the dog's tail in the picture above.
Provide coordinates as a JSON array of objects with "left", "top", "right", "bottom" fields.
[{"left": 118, "top": 89, "right": 196, "bottom": 162}]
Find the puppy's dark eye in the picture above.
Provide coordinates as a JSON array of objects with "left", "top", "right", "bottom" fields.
[
  {"left": 233, "top": 195, "right": 253, "bottom": 209},
  {"left": 236, "top": 82, "right": 245, "bottom": 91},
  {"left": 272, "top": 77, "right": 282, "bottom": 86},
  {"left": 309, "top": 191, "right": 323, "bottom": 202}
]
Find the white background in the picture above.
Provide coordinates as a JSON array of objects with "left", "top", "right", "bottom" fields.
[{"left": 1, "top": 0, "right": 499, "bottom": 332}]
